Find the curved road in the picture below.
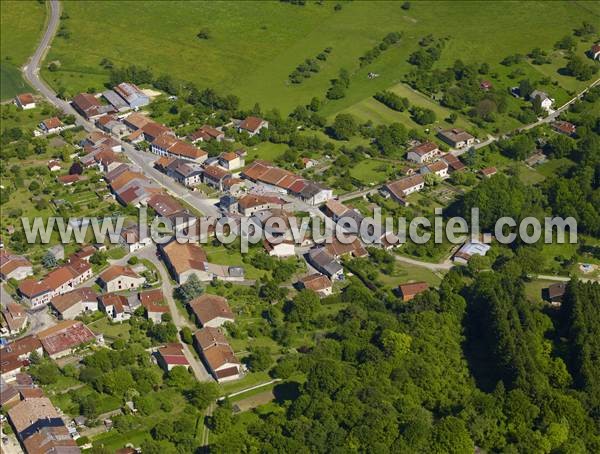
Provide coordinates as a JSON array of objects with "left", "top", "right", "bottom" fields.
[
  {"left": 22, "top": 0, "right": 219, "bottom": 218},
  {"left": 22, "top": 1, "right": 599, "bottom": 281}
]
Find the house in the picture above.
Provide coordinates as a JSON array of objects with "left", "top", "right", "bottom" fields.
[
  {"left": 139, "top": 289, "right": 168, "bottom": 323},
  {"left": 47, "top": 160, "right": 62, "bottom": 172},
  {"left": 39, "top": 117, "right": 63, "bottom": 134},
  {"left": 98, "top": 293, "right": 131, "bottom": 322},
  {"left": 57, "top": 174, "right": 81, "bottom": 186},
  {"left": 480, "top": 80, "right": 492, "bottom": 90},
  {"left": 18, "top": 280, "right": 53, "bottom": 308},
  {"left": 50, "top": 287, "right": 99, "bottom": 320},
  {"left": 524, "top": 151, "right": 547, "bottom": 167},
  {"left": 383, "top": 175, "right": 425, "bottom": 205},
  {"left": 441, "top": 153, "right": 466, "bottom": 172},
  {"left": 18, "top": 259, "right": 92, "bottom": 308},
  {"left": 98, "top": 265, "right": 145, "bottom": 292},
  {"left": 189, "top": 294, "right": 234, "bottom": 328},
  {"left": 36, "top": 320, "right": 96, "bottom": 359},
  {"left": 22, "top": 425, "right": 80, "bottom": 453},
  {"left": 0, "top": 252, "right": 33, "bottom": 281},
  {"left": 407, "top": 141, "right": 441, "bottom": 163},
  {"left": 480, "top": 167, "right": 497, "bottom": 178},
  {"left": 147, "top": 193, "right": 186, "bottom": 218},
  {"left": 151, "top": 135, "right": 208, "bottom": 163},
  {"left": 324, "top": 199, "right": 351, "bottom": 222},
  {"left": 298, "top": 273, "right": 333, "bottom": 297},
  {"left": 218, "top": 151, "right": 244, "bottom": 171},
  {"left": 162, "top": 159, "right": 204, "bottom": 187},
  {"left": 96, "top": 114, "right": 128, "bottom": 136},
  {"left": 542, "top": 283, "right": 567, "bottom": 306},
  {"left": 188, "top": 125, "right": 225, "bottom": 143},
  {"left": 1, "top": 336, "right": 43, "bottom": 381},
  {"left": 71, "top": 245, "right": 96, "bottom": 262},
  {"left": 398, "top": 281, "right": 429, "bottom": 302},
  {"left": 222, "top": 177, "right": 246, "bottom": 195},
  {"left": 264, "top": 239, "right": 296, "bottom": 258},
  {"left": 102, "top": 89, "right": 130, "bottom": 112},
  {"left": 238, "top": 116, "right": 268, "bottom": 136},
  {"left": 123, "top": 112, "right": 152, "bottom": 132},
  {"left": 119, "top": 225, "right": 151, "bottom": 253},
  {"left": 293, "top": 181, "right": 334, "bottom": 206},
  {"left": 306, "top": 248, "right": 344, "bottom": 280},
  {"left": 1, "top": 303, "right": 28, "bottom": 336},
  {"left": 15, "top": 93, "right": 35, "bottom": 110},
  {"left": 453, "top": 241, "right": 491, "bottom": 265},
  {"left": 113, "top": 82, "right": 150, "bottom": 108},
  {"left": 325, "top": 238, "right": 368, "bottom": 259},
  {"left": 238, "top": 194, "right": 284, "bottom": 216},
  {"left": 8, "top": 397, "right": 77, "bottom": 449},
  {"left": 219, "top": 195, "right": 239, "bottom": 213},
  {"left": 71, "top": 92, "right": 114, "bottom": 119},
  {"left": 193, "top": 327, "right": 242, "bottom": 382},
  {"left": 420, "top": 160, "right": 449, "bottom": 179},
  {"left": 551, "top": 121, "right": 576, "bottom": 136},
  {"left": 302, "top": 157, "right": 318, "bottom": 169},
  {"left": 242, "top": 160, "right": 333, "bottom": 205},
  {"left": 84, "top": 130, "right": 122, "bottom": 152},
  {"left": 590, "top": 43, "right": 600, "bottom": 60},
  {"left": 202, "top": 165, "right": 231, "bottom": 190},
  {"left": 159, "top": 240, "right": 210, "bottom": 284},
  {"left": 529, "top": 90, "right": 554, "bottom": 111},
  {"left": 157, "top": 343, "right": 189, "bottom": 372},
  {"left": 437, "top": 129, "right": 475, "bottom": 149}
]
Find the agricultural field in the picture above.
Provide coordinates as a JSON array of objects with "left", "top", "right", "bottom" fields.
[
  {"left": 40, "top": 1, "right": 598, "bottom": 117},
  {"left": 0, "top": 0, "right": 46, "bottom": 99}
]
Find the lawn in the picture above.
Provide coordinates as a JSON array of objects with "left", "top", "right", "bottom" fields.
[
  {"left": 339, "top": 82, "right": 481, "bottom": 136},
  {"left": 40, "top": 1, "right": 597, "bottom": 115},
  {"left": 535, "top": 157, "right": 575, "bottom": 178},
  {"left": 202, "top": 244, "right": 267, "bottom": 280},
  {"left": 379, "top": 261, "right": 444, "bottom": 288},
  {"left": 88, "top": 316, "right": 131, "bottom": 341},
  {"left": 0, "top": 0, "right": 46, "bottom": 100},
  {"left": 349, "top": 159, "right": 395, "bottom": 185}
]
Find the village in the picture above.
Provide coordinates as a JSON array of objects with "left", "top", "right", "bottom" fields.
[
  {"left": 1, "top": 0, "right": 600, "bottom": 449},
  {"left": 1, "top": 71, "right": 591, "bottom": 451}
]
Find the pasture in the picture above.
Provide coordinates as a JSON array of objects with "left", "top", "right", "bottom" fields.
[
  {"left": 0, "top": 0, "right": 46, "bottom": 99},
  {"left": 40, "top": 1, "right": 598, "bottom": 117}
]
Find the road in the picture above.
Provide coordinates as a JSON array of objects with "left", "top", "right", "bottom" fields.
[
  {"left": 22, "top": 0, "right": 219, "bottom": 219},
  {"left": 145, "top": 244, "right": 212, "bottom": 382},
  {"left": 452, "top": 77, "right": 600, "bottom": 157}
]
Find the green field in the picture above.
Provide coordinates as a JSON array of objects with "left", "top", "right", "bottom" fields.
[
  {"left": 0, "top": 0, "right": 46, "bottom": 99},
  {"left": 41, "top": 1, "right": 598, "bottom": 116}
]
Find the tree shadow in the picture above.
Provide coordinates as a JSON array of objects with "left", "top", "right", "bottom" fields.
[{"left": 273, "top": 381, "right": 301, "bottom": 404}]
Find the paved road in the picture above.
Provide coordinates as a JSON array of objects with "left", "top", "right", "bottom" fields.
[
  {"left": 146, "top": 244, "right": 212, "bottom": 382},
  {"left": 22, "top": 0, "right": 219, "bottom": 219},
  {"left": 452, "top": 77, "right": 600, "bottom": 157}
]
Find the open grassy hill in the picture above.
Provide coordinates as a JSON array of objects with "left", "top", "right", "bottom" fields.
[
  {"left": 43, "top": 0, "right": 599, "bottom": 117},
  {"left": 0, "top": 0, "right": 46, "bottom": 100}
]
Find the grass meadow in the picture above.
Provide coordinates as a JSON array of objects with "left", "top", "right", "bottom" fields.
[
  {"left": 39, "top": 1, "right": 599, "bottom": 119},
  {"left": 0, "top": 0, "right": 46, "bottom": 99}
]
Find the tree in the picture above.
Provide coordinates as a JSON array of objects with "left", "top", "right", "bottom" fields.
[
  {"left": 329, "top": 113, "right": 357, "bottom": 140},
  {"left": 175, "top": 274, "right": 203, "bottom": 303},
  {"left": 41, "top": 251, "right": 58, "bottom": 269},
  {"left": 285, "top": 289, "right": 320, "bottom": 324},
  {"left": 518, "top": 79, "right": 533, "bottom": 99},
  {"left": 245, "top": 347, "right": 272, "bottom": 371},
  {"left": 186, "top": 382, "right": 218, "bottom": 409},
  {"left": 197, "top": 28, "right": 211, "bottom": 40},
  {"left": 180, "top": 326, "right": 193, "bottom": 344}
]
